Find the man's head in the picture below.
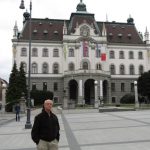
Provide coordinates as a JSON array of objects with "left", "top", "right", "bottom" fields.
[{"left": 44, "top": 99, "right": 53, "bottom": 112}]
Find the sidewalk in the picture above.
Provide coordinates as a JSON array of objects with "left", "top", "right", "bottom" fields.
[{"left": 1, "top": 108, "right": 150, "bottom": 150}]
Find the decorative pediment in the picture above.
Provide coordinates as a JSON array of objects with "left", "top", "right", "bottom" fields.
[{"left": 80, "top": 25, "right": 90, "bottom": 37}]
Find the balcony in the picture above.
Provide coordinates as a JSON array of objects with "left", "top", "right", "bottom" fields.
[{"left": 64, "top": 69, "right": 110, "bottom": 76}]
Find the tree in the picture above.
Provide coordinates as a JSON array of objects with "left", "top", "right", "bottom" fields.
[
  {"left": 138, "top": 70, "right": 150, "bottom": 100},
  {"left": 6, "top": 62, "right": 27, "bottom": 104},
  {"left": 18, "top": 62, "right": 27, "bottom": 97},
  {"left": 6, "top": 62, "right": 20, "bottom": 103}
]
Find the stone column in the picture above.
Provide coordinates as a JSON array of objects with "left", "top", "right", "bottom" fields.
[
  {"left": 78, "top": 80, "right": 83, "bottom": 105},
  {"left": 94, "top": 80, "right": 99, "bottom": 108},
  {"left": 2, "top": 83, "right": 7, "bottom": 113},
  {"left": 134, "top": 81, "right": 139, "bottom": 109},
  {"left": 99, "top": 80, "right": 104, "bottom": 106}
]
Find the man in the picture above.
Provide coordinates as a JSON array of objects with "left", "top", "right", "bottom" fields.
[
  {"left": 31, "top": 99, "right": 60, "bottom": 150},
  {"left": 15, "top": 103, "right": 20, "bottom": 121}
]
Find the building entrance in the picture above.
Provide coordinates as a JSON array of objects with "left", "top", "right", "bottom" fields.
[
  {"left": 84, "top": 79, "right": 95, "bottom": 105},
  {"left": 69, "top": 80, "right": 78, "bottom": 103}
]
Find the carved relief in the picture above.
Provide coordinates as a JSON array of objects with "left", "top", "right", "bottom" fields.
[{"left": 80, "top": 25, "right": 90, "bottom": 37}]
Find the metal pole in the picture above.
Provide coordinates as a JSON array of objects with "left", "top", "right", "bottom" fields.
[
  {"left": 25, "top": 1, "right": 32, "bottom": 129},
  {"left": 94, "top": 80, "right": 98, "bottom": 108}
]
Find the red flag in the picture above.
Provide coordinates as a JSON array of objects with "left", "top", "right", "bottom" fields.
[{"left": 101, "top": 53, "right": 106, "bottom": 61}]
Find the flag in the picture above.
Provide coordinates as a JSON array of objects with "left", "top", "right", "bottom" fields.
[
  {"left": 83, "top": 41, "right": 88, "bottom": 57},
  {"left": 63, "top": 44, "right": 67, "bottom": 60},
  {"left": 96, "top": 44, "right": 101, "bottom": 57},
  {"left": 101, "top": 53, "right": 106, "bottom": 61},
  {"left": 101, "top": 46, "right": 106, "bottom": 61}
]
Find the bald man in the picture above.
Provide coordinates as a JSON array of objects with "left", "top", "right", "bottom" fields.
[{"left": 31, "top": 100, "right": 60, "bottom": 150}]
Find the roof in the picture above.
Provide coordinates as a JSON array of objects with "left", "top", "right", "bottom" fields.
[{"left": 18, "top": 13, "right": 144, "bottom": 45}]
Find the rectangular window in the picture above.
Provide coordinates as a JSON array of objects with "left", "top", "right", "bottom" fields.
[
  {"left": 138, "top": 52, "right": 143, "bottom": 59},
  {"left": 121, "top": 83, "right": 125, "bottom": 92},
  {"left": 32, "top": 82, "right": 36, "bottom": 90},
  {"left": 69, "top": 49, "right": 74, "bottom": 57},
  {"left": 43, "top": 49, "right": 49, "bottom": 57},
  {"left": 32, "top": 48, "right": 38, "bottom": 57},
  {"left": 43, "top": 82, "right": 47, "bottom": 91},
  {"left": 53, "top": 49, "right": 59, "bottom": 57},
  {"left": 21, "top": 48, "right": 27, "bottom": 56},
  {"left": 112, "top": 97, "right": 116, "bottom": 103},
  {"left": 111, "top": 83, "right": 115, "bottom": 92},
  {"left": 54, "top": 82, "right": 58, "bottom": 91},
  {"left": 119, "top": 51, "right": 124, "bottom": 59}
]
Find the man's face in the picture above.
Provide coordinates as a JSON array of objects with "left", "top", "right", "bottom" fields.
[{"left": 44, "top": 100, "right": 53, "bottom": 112}]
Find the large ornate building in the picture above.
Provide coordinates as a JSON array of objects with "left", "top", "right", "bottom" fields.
[{"left": 12, "top": 1, "right": 150, "bottom": 108}]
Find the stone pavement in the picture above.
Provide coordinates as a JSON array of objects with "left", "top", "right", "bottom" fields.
[{"left": 1, "top": 108, "right": 150, "bottom": 150}]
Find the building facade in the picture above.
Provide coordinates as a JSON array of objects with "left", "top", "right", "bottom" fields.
[{"left": 12, "top": 1, "right": 150, "bottom": 108}]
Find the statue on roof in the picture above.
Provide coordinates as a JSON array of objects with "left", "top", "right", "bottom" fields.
[{"left": 76, "top": 0, "right": 87, "bottom": 12}]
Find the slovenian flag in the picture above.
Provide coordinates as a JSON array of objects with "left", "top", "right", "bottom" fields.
[
  {"left": 63, "top": 44, "right": 67, "bottom": 60},
  {"left": 101, "top": 46, "right": 106, "bottom": 61}
]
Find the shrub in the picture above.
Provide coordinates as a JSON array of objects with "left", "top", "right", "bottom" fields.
[
  {"left": 30, "top": 90, "right": 53, "bottom": 106},
  {"left": 120, "top": 94, "right": 135, "bottom": 104}
]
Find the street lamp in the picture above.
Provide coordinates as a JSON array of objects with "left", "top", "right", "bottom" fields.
[
  {"left": 94, "top": 80, "right": 98, "bottom": 108},
  {"left": 19, "top": 0, "right": 32, "bottom": 129},
  {"left": 134, "top": 81, "right": 139, "bottom": 109}
]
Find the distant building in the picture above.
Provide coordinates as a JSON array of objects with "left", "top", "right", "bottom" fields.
[
  {"left": 12, "top": 1, "right": 150, "bottom": 107},
  {"left": 0, "top": 78, "right": 7, "bottom": 102}
]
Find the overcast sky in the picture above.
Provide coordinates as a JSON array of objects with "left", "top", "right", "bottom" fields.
[{"left": 0, "top": 0, "right": 149, "bottom": 82}]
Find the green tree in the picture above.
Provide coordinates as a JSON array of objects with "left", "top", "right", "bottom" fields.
[
  {"left": 138, "top": 70, "right": 150, "bottom": 100},
  {"left": 6, "top": 62, "right": 20, "bottom": 103},
  {"left": 18, "top": 62, "right": 27, "bottom": 97}
]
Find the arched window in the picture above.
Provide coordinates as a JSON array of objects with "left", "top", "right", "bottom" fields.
[
  {"left": 120, "top": 64, "right": 125, "bottom": 75},
  {"left": 139, "top": 65, "right": 144, "bottom": 74},
  {"left": 109, "top": 51, "right": 115, "bottom": 59},
  {"left": 69, "top": 63, "right": 75, "bottom": 71},
  {"left": 32, "top": 48, "right": 38, "bottom": 57},
  {"left": 96, "top": 63, "right": 102, "bottom": 70},
  {"left": 21, "top": 62, "right": 27, "bottom": 73},
  {"left": 129, "top": 51, "right": 134, "bottom": 59},
  {"left": 110, "top": 64, "right": 115, "bottom": 75},
  {"left": 42, "top": 48, "right": 48, "bottom": 57},
  {"left": 69, "top": 48, "right": 74, "bottom": 57},
  {"left": 32, "top": 63, "right": 38, "bottom": 74},
  {"left": 42, "top": 63, "right": 48, "bottom": 74},
  {"left": 53, "top": 63, "right": 59, "bottom": 74},
  {"left": 129, "top": 64, "right": 135, "bottom": 75},
  {"left": 119, "top": 51, "right": 124, "bottom": 59},
  {"left": 21, "top": 48, "right": 27, "bottom": 56},
  {"left": 83, "top": 62, "right": 88, "bottom": 70}
]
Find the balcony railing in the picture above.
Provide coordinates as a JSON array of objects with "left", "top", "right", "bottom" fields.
[{"left": 64, "top": 69, "right": 110, "bottom": 76}]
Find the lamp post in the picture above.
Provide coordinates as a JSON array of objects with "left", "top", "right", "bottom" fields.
[
  {"left": 19, "top": 0, "right": 32, "bottom": 129},
  {"left": 94, "top": 80, "right": 98, "bottom": 108},
  {"left": 134, "top": 81, "right": 139, "bottom": 109}
]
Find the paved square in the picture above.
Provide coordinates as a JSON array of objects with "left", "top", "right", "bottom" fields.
[{"left": 0, "top": 109, "right": 150, "bottom": 150}]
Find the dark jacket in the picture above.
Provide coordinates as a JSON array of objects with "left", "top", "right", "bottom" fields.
[
  {"left": 15, "top": 105, "right": 20, "bottom": 114},
  {"left": 31, "top": 110, "right": 60, "bottom": 144}
]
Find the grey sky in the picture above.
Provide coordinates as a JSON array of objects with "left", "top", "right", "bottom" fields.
[{"left": 0, "top": 0, "right": 149, "bottom": 82}]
